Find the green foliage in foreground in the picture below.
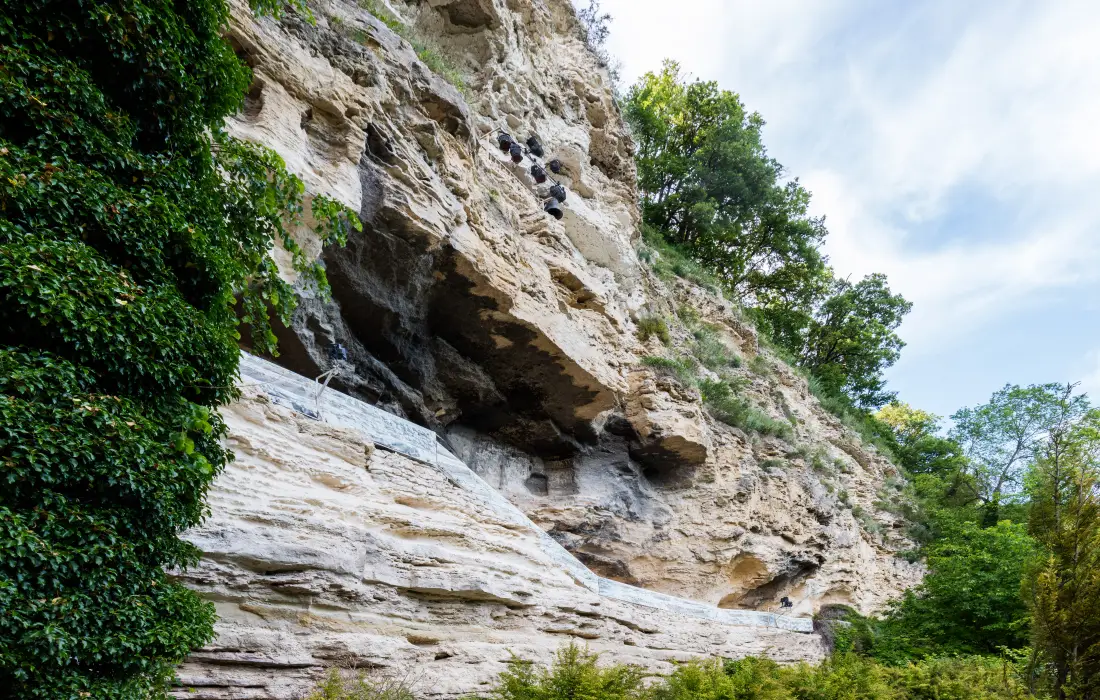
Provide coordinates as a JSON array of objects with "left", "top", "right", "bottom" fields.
[
  {"left": 306, "top": 667, "right": 417, "bottom": 700},
  {"left": 0, "top": 0, "right": 356, "bottom": 695},
  {"left": 472, "top": 644, "right": 1030, "bottom": 700},
  {"left": 868, "top": 521, "right": 1039, "bottom": 663}
]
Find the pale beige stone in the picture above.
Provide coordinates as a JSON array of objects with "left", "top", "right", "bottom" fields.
[{"left": 176, "top": 0, "right": 925, "bottom": 694}]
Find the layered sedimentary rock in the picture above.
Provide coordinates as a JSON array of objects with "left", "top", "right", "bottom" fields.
[
  {"left": 173, "top": 385, "right": 823, "bottom": 699},
  {"left": 178, "top": 0, "right": 924, "bottom": 692}
]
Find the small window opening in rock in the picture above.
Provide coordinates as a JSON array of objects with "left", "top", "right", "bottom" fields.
[
  {"left": 642, "top": 466, "right": 665, "bottom": 482},
  {"left": 525, "top": 473, "right": 549, "bottom": 496},
  {"left": 328, "top": 342, "right": 348, "bottom": 362},
  {"left": 242, "top": 80, "right": 264, "bottom": 119},
  {"left": 365, "top": 123, "right": 396, "bottom": 164},
  {"left": 300, "top": 106, "right": 314, "bottom": 130}
]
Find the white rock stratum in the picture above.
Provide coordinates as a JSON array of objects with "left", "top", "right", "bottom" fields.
[{"left": 172, "top": 357, "right": 823, "bottom": 699}]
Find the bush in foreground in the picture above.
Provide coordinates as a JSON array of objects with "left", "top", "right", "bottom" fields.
[{"left": 475, "top": 644, "right": 1031, "bottom": 700}]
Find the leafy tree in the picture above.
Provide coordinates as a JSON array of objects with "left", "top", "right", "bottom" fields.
[
  {"left": 1026, "top": 408, "right": 1100, "bottom": 699},
  {"left": 951, "top": 384, "right": 1090, "bottom": 525},
  {"left": 876, "top": 402, "right": 967, "bottom": 478},
  {"left": 624, "top": 61, "right": 829, "bottom": 309},
  {"left": 0, "top": 0, "right": 354, "bottom": 696},
  {"left": 792, "top": 274, "right": 912, "bottom": 409},
  {"left": 871, "top": 521, "right": 1039, "bottom": 663},
  {"left": 873, "top": 402, "right": 974, "bottom": 543},
  {"left": 626, "top": 63, "right": 910, "bottom": 409}
]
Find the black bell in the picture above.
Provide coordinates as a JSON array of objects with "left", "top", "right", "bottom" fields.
[
  {"left": 497, "top": 132, "right": 513, "bottom": 152},
  {"left": 328, "top": 342, "right": 348, "bottom": 362},
  {"left": 509, "top": 142, "right": 524, "bottom": 163},
  {"left": 549, "top": 183, "right": 567, "bottom": 203},
  {"left": 544, "top": 198, "right": 563, "bottom": 220},
  {"left": 548, "top": 158, "right": 563, "bottom": 174},
  {"left": 530, "top": 164, "right": 547, "bottom": 184},
  {"left": 526, "top": 136, "right": 545, "bottom": 158}
]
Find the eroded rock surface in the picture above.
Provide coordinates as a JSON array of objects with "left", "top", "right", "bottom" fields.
[
  {"left": 173, "top": 392, "right": 823, "bottom": 699},
  {"left": 183, "top": 0, "right": 923, "bottom": 690}
]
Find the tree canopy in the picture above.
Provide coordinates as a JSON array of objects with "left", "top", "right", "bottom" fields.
[
  {"left": 624, "top": 62, "right": 910, "bottom": 410},
  {"left": 0, "top": 0, "right": 353, "bottom": 695},
  {"left": 871, "top": 520, "right": 1038, "bottom": 663},
  {"left": 950, "top": 383, "right": 1090, "bottom": 524},
  {"left": 625, "top": 60, "right": 829, "bottom": 309}
]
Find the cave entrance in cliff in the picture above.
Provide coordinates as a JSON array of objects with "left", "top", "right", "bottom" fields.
[
  {"left": 717, "top": 554, "right": 821, "bottom": 611},
  {"left": 235, "top": 297, "right": 323, "bottom": 382}
]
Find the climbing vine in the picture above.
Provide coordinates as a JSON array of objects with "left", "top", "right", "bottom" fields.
[{"left": 0, "top": 0, "right": 358, "bottom": 696}]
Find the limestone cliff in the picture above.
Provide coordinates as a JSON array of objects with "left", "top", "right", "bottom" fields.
[{"left": 176, "top": 0, "right": 922, "bottom": 694}]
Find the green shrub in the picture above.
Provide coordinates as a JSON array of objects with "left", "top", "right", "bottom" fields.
[
  {"left": 358, "top": 0, "right": 405, "bottom": 33},
  {"left": 642, "top": 355, "right": 697, "bottom": 387},
  {"left": 809, "top": 448, "right": 832, "bottom": 473},
  {"left": 749, "top": 354, "right": 773, "bottom": 377},
  {"left": 655, "top": 658, "right": 788, "bottom": 700},
  {"left": 355, "top": 0, "right": 467, "bottom": 94},
  {"left": 494, "top": 646, "right": 1031, "bottom": 700},
  {"left": 305, "top": 668, "right": 417, "bottom": 700},
  {"left": 699, "top": 379, "right": 792, "bottom": 439},
  {"left": 642, "top": 225, "right": 722, "bottom": 292},
  {"left": 691, "top": 324, "right": 740, "bottom": 370},
  {"left": 637, "top": 314, "right": 671, "bottom": 344},
  {"left": 0, "top": 2, "right": 356, "bottom": 695},
  {"left": 485, "top": 643, "right": 648, "bottom": 700},
  {"left": 677, "top": 304, "right": 701, "bottom": 325},
  {"left": 888, "top": 656, "right": 1030, "bottom": 700}
]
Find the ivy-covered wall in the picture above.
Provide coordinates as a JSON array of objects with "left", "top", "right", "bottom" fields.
[{"left": 0, "top": 1, "right": 352, "bottom": 696}]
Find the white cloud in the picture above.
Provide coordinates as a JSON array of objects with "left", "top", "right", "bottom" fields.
[{"left": 594, "top": 0, "right": 1100, "bottom": 360}]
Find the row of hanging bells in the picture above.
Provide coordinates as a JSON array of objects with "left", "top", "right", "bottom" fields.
[{"left": 496, "top": 131, "right": 567, "bottom": 220}]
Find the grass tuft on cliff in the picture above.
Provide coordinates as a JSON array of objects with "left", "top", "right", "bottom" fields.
[{"left": 356, "top": 0, "right": 468, "bottom": 95}]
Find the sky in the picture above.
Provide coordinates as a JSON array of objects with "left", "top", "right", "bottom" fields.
[{"left": 582, "top": 0, "right": 1100, "bottom": 418}]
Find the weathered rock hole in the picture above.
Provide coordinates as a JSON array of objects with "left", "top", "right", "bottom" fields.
[
  {"left": 226, "top": 35, "right": 256, "bottom": 69},
  {"left": 365, "top": 123, "right": 397, "bottom": 164},
  {"left": 439, "top": 0, "right": 499, "bottom": 29},
  {"left": 242, "top": 79, "right": 265, "bottom": 120},
  {"left": 524, "top": 473, "right": 549, "bottom": 496}
]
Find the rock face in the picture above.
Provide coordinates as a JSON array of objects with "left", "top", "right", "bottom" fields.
[
  {"left": 174, "top": 386, "right": 824, "bottom": 699},
  {"left": 182, "top": 0, "right": 923, "bottom": 692}
]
